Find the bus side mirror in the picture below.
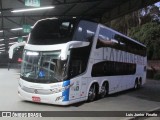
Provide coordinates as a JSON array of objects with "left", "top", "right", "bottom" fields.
[{"left": 8, "top": 41, "right": 26, "bottom": 59}]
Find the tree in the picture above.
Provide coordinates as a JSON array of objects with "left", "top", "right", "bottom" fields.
[
  {"left": 106, "top": 5, "right": 160, "bottom": 34},
  {"left": 107, "top": 10, "right": 143, "bottom": 35},
  {"left": 104, "top": 4, "right": 160, "bottom": 60},
  {"left": 129, "top": 22, "right": 160, "bottom": 60}
]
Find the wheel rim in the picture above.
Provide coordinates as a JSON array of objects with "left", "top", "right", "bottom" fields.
[
  {"left": 101, "top": 83, "right": 107, "bottom": 98},
  {"left": 88, "top": 85, "right": 96, "bottom": 101}
]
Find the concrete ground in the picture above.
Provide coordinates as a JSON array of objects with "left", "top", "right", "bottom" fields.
[{"left": 0, "top": 68, "right": 160, "bottom": 120}]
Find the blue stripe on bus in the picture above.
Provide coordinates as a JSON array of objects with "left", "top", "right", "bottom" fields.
[{"left": 62, "top": 80, "right": 70, "bottom": 101}]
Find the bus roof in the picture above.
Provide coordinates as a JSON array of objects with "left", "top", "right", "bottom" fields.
[{"left": 32, "top": 18, "right": 145, "bottom": 48}]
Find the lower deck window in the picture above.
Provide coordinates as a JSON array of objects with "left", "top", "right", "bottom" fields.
[{"left": 91, "top": 61, "right": 136, "bottom": 77}]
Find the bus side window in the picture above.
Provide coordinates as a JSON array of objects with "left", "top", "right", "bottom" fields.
[
  {"left": 96, "top": 27, "right": 115, "bottom": 48},
  {"left": 69, "top": 60, "right": 82, "bottom": 77}
]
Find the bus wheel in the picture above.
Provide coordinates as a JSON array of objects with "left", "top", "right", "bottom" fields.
[
  {"left": 134, "top": 80, "right": 138, "bottom": 89},
  {"left": 100, "top": 82, "right": 108, "bottom": 98},
  {"left": 88, "top": 84, "right": 96, "bottom": 102},
  {"left": 138, "top": 79, "right": 142, "bottom": 88}
]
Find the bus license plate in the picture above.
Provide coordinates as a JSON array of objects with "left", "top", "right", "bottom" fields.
[{"left": 32, "top": 96, "right": 41, "bottom": 102}]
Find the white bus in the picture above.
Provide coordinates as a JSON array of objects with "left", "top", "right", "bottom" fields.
[{"left": 9, "top": 18, "right": 147, "bottom": 105}]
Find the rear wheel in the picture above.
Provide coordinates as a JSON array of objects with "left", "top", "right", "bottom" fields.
[
  {"left": 134, "top": 80, "right": 138, "bottom": 89},
  {"left": 88, "top": 84, "right": 96, "bottom": 102},
  {"left": 137, "top": 79, "right": 142, "bottom": 88},
  {"left": 100, "top": 82, "right": 108, "bottom": 98}
]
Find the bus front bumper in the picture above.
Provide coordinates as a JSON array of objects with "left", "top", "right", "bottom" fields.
[{"left": 18, "top": 86, "right": 71, "bottom": 106}]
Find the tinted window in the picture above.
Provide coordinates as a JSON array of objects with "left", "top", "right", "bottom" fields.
[
  {"left": 68, "top": 44, "right": 92, "bottom": 79},
  {"left": 73, "top": 20, "right": 97, "bottom": 42},
  {"left": 96, "top": 28, "right": 119, "bottom": 48},
  {"left": 28, "top": 19, "right": 76, "bottom": 45},
  {"left": 91, "top": 61, "right": 136, "bottom": 77},
  {"left": 96, "top": 27, "right": 146, "bottom": 56},
  {"left": 114, "top": 34, "right": 146, "bottom": 56}
]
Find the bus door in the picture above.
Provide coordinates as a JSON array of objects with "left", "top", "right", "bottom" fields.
[
  {"left": 70, "top": 77, "right": 87, "bottom": 100},
  {"left": 68, "top": 54, "right": 89, "bottom": 99},
  {"left": 80, "top": 77, "right": 89, "bottom": 98},
  {"left": 69, "top": 60, "right": 82, "bottom": 100}
]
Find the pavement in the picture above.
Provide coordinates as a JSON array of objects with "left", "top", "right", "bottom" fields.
[{"left": 0, "top": 68, "right": 160, "bottom": 120}]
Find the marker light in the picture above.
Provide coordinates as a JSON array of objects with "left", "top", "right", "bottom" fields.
[{"left": 18, "top": 58, "right": 22, "bottom": 63}]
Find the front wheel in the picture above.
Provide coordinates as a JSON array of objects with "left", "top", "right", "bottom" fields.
[{"left": 88, "top": 84, "right": 96, "bottom": 102}]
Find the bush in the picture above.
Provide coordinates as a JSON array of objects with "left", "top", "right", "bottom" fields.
[{"left": 153, "top": 72, "right": 160, "bottom": 80}]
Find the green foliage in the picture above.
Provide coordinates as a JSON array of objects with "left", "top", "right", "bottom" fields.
[
  {"left": 129, "top": 22, "right": 160, "bottom": 60},
  {"left": 109, "top": 11, "right": 140, "bottom": 35},
  {"left": 154, "top": 72, "right": 160, "bottom": 80},
  {"left": 106, "top": 4, "right": 160, "bottom": 60}
]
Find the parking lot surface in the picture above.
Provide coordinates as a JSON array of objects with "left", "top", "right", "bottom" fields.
[{"left": 0, "top": 68, "right": 160, "bottom": 120}]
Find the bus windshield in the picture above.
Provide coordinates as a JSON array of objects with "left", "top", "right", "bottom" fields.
[{"left": 20, "top": 50, "right": 68, "bottom": 83}]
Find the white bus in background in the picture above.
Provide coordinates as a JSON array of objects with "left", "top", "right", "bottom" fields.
[{"left": 9, "top": 18, "right": 147, "bottom": 105}]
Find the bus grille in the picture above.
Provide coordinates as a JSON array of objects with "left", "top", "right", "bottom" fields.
[{"left": 21, "top": 86, "right": 53, "bottom": 95}]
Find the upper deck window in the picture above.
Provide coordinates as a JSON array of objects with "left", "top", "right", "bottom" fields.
[
  {"left": 28, "top": 19, "right": 76, "bottom": 45},
  {"left": 28, "top": 19, "right": 98, "bottom": 45},
  {"left": 73, "top": 20, "right": 97, "bottom": 42},
  {"left": 96, "top": 27, "right": 146, "bottom": 56}
]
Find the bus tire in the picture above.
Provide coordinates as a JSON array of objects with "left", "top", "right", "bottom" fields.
[
  {"left": 87, "top": 84, "right": 97, "bottom": 102},
  {"left": 100, "top": 82, "right": 108, "bottom": 98},
  {"left": 134, "top": 79, "right": 138, "bottom": 89},
  {"left": 138, "top": 78, "right": 142, "bottom": 89}
]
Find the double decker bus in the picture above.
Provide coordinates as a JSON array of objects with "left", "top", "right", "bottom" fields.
[{"left": 9, "top": 18, "right": 147, "bottom": 105}]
